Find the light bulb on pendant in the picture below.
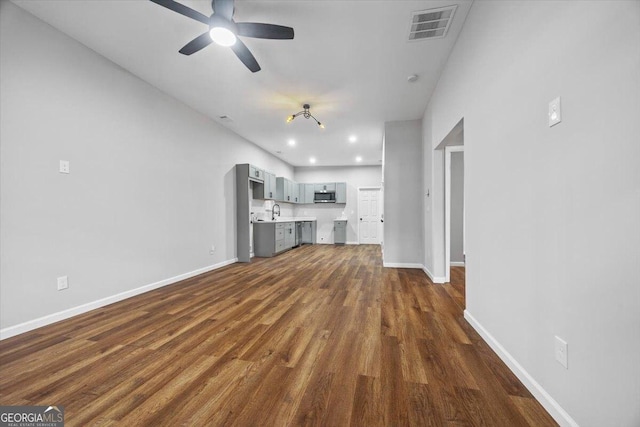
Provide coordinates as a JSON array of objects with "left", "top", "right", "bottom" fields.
[{"left": 209, "top": 27, "right": 237, "bottom": 47}]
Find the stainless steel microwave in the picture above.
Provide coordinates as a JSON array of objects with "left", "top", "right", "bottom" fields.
[{"left": 314, "top": 191, "right": 336, "bottom": 203}]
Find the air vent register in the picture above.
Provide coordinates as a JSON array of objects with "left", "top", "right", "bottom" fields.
[{"left": 408, "top": 5, "right": 457, "bottom": 41}]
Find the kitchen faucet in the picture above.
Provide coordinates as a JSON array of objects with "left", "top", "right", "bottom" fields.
[{"left": 272, "top": 204, "right": 281, "bottom": 221}]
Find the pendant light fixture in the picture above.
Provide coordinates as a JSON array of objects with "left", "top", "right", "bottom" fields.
[{"left": 286, "top": 104, "right": 325, "bottom": 129}]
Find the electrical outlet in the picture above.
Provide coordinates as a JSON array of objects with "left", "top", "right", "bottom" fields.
[
  {"left": 59, "top": 160, "right": 70, "bottom": 174},
  {"left": 57, "top": 276, "right": 68, "bottom": 290},
  {"left": 555, "top": 336, "right": 568, "bottom": 369},
  {"left": 209, "top": 245, "right": 215, "bottom": 255}
]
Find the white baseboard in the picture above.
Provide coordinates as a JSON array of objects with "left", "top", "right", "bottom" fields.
[
  {"left": 450, "top": 261, "right": 465, "bottom": 267},
  {"left": 0, "top": 258, "right": 238, "bottom": 341},
  {"left": 463, "top": 310, "right": 578, "bottom": 427},
  {"left": 422, "top": 265, "right": 446, "bottom": 284},
  {"left": 383, "top": 262, "right": 423, "bottom": 269}
]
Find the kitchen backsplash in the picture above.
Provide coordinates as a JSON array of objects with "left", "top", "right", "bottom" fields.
[{"left": 250, "top": 198, "right": 295, "bottom": 221}]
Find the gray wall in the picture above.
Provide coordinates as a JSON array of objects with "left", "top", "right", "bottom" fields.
[
  {"left": 422, "top": 1, "right": 640, "bottom": 425},
  {"left": 383, "top": 120, "right": 423, "bottom": 266},
  {"left": 450, "top": 152, "right": 464, "bottom": 263},
  {"left": 0, "top": 2, "right": 293, "bottom": 331}
]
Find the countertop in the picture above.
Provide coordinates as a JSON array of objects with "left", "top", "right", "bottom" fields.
[{"left": 253, "top": 217, "right": 317, "bottom": 224}]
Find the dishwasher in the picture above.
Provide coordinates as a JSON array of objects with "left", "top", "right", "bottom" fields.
[{"left": 295, "top": 222, "right": 302, "bottom": 247}]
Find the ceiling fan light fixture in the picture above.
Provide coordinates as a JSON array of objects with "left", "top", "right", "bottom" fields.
[
  {"left": 150, "top": 0, "right": 294, "bottom": 72},
  {"left": 209, "top": 27, "right": 237, "bottom": 46}
]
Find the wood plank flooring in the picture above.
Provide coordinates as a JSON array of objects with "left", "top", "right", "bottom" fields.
[{"left": 0, "top": 245, "right": 557, "bottom": 426}]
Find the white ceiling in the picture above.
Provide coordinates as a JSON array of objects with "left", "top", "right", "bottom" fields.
[{"left": 12, "top": 0, "right": 472, "bottom": 167}]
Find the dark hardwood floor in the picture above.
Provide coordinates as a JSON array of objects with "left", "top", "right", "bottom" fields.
[{"left": 0, "top": 245, "right": 557, "bottom": 426}]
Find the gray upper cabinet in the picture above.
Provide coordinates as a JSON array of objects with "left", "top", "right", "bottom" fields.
[
  {"left": 265, "top": 172, "right": 277, "bottom": 199},
  {"left": 292, "top": 182, "right": 300, "bottom": 204},
  {"left": 259, "top": 174, "right": 347, "bottom": 205},
  {"left": 314, "top": 182, "right": 336, "bottom": 192},
  {"left": 304, "top": 184, "right": 315, "bottom": 203},
  {"left": 252, "top": 170, "right": 277, "bottom": 200},
  {"left": 249, "top": 164, "right": 264, "bottom": 181},
  {"left": 297, "top": 183, "right": 306, "bottom": 204},
  {"left": 276, "top": 177, "right": 296, "bottom": 203},
  {"left": 336, "top": 182, "right": 346, "bottom": 203}
]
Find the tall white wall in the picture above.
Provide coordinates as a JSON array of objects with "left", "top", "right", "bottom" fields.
[
  {"left": 293, "top": 166, "right": 382, "bottom": 244},
  {"left": 383, "top": 120, "right": 423, "bottom": 266},
  {"left": 0, "top": 2, "right": 293, "bottom": 333},
  {"left": 422, "top": 1, "right": 640, "bottom": 425}
]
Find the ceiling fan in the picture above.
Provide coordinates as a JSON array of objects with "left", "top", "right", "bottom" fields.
[{"left": 150, "top": 0, "right": 294, "bottom": 72}]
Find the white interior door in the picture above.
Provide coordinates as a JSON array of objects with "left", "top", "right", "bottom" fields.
[{"left": 358, "top": 188, "right": 382, "bottom": 244}]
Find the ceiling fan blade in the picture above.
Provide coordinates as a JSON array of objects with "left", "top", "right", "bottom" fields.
[
  {"left": 179, "top": 32, "right": 213, "bottom": 55},
  {"left": 150, "top": 0, "right": 210, "bottom": 25},
  {"left": 236, "top": 23, "right": 294, "bottom": 40},
  {"left": 230, "top": 39, "right": 261, "bottom": 73},
  {"left": 212, "top": 0, "right": 234, "bottom": 20}
]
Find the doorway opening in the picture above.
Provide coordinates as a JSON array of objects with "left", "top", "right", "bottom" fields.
[
  {"left": 433, "top": 118, "right": 465, "bottom": 292},
  {"left": 445, "top": 145, "right": 464, "bottom": 283}
]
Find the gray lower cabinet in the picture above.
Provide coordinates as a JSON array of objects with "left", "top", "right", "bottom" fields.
[
  {"left": 300, "top": 221, "right": 316, "bottom": 244},
  {"left": 334, "top": 220, "right": 347, "bottom": 245},
  {"left": 254, "top": 222, "right": 296, "bottom": 257},
  {"left": 284, "top": 222, "right": 295, "bottom": 247}
]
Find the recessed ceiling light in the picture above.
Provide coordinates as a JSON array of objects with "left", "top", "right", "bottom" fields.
[
  {"left": 407, "top": 74, "right": 418, "bottom": 83},
  {"left": 309, "top": 157, "right": 316, "bottom": 164},
  {"left": 288, "top": 139, "right": 296, "bottom": 146},
  {"left": 355, "top": 156, "right": 363, "bottom": 162},
  {"left": 349, "top": 135, "right": 357, "bottom": 143}
]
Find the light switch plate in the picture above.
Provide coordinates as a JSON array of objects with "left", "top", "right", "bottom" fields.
[
  {"left": 59, "top": 160, "right": 70, "bottom": 174},
  {"left": 549, "top": 97, "right": 562, "bottom": 127},
  {"left": 555, "top": 335, "right": 568, "bottom": 369}
]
